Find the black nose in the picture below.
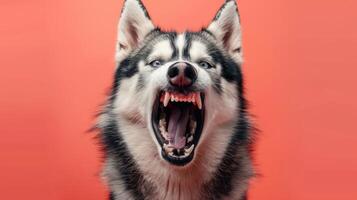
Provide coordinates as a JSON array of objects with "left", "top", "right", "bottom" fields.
[{"left": 167, "top": 62, "right": 197, "bottom": 87}]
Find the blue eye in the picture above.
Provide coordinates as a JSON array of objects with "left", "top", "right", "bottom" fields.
[
  {"left": 149, "top": 60, "right": 162, "bottom": 67},
  {"left": 199, "top": 61, "right": 213, "bottom": 69}
]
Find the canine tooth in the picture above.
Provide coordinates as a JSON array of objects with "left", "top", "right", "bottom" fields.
[
  {"left": 189, "top": 93, "right": 195, "bottom": 103},
  {"left": 164, "top": 92, "right": 170, "bottom": 107},
  {"left": 185, "top": 144, "right": 194, "bottom": 154},
  {"left": 196, "top": 92, "right": 202, "bottom": 110}
]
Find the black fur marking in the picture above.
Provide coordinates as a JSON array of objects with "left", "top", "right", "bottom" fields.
[
  {"left": 136, "top": 74, "right": 145, "bottom": 91},
  {"left": 206, "top": 40, "right": 241, "bottom": 83},
  {"left": 109, "top": 192, "right": 114, "bottom": 200},
  {"left": 100, "top": 118, "right": 152, "bottom": 200},
  {"left": 109, "top": 58, "right": 134, "bottom": 102},
  {"left": 200, "top": 28, "right": 216, "bottom": 39},
  {"left": 183, "top": 33, "right": 192, "bottom": 59},
  {"left": 168, "top": 32, "right": 179, "bottom": 59}
]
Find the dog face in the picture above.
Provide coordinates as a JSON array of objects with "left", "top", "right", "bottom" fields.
[{"left": 110, "top": 0, "right": 244, "bottom": 167}]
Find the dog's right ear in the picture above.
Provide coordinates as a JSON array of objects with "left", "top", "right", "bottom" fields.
[
  {"left": 207, "top": 0, "right": 243, "bottom": 64},
  {"left": 116, "top": 0, "right": 155, "bottom": 63}
]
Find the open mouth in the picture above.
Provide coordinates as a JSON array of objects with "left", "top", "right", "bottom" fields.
[{"left": 151, "top": 91, "right": 205, "bottom": 166}]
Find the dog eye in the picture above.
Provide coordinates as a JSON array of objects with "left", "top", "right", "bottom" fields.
[
  {"left": 198, "top": 61, "right": 213, "bottom": 69},
  {"left": 149, "top": 60, "right": 162, "bottom": 68}
]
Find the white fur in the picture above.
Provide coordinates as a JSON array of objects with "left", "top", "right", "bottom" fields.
[
  {"left": 175, "top": 33, "right": 186, "bottom": 59},
  {"left": 189, "top": 41, "right": 211, "bottom": 62},
  {"left": 147, "top": 40, "right": 174, "bottom": 63}
]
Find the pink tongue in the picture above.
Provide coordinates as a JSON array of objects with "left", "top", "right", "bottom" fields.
[{"left": 168, "top": 106, "right": 189, "bottom": 149}]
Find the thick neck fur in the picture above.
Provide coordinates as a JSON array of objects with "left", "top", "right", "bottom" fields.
[{"left": 101, "top": 111, "right": 251, "bottom": 200}]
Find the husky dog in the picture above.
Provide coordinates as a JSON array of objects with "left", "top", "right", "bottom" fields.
[{"left": 97, "top": 0, "right": 255, "bottom": 199}]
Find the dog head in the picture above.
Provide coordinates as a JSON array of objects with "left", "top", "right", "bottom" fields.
[{"left": 109, "top": 0, "right": 244, "bottom": 167}]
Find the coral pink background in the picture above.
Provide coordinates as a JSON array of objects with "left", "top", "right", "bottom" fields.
[{"left": 1, "top": 0, "right": 357, "bottom": 199}]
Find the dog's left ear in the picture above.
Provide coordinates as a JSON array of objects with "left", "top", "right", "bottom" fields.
[
  {"left": 207, "top": 0, "right": 243, "bottom": 62},
  {"left": 116, "top": 0, "right": 155, "bottom": 63}
]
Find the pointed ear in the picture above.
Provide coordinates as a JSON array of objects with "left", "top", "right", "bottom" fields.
[
  {"left": 207, "top": 0, "right": 243, "bottom": 62},
  {"left": 116, "top": 0, "right": 155, "bottom": 62}
]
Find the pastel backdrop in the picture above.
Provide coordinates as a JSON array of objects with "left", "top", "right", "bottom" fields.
[{"left": 1, "top": 0, "right": 356, "bottom": 199}]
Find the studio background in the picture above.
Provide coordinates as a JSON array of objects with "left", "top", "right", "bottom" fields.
[{"left": 1, "top": 0, "right": 356, "bottom": 199}]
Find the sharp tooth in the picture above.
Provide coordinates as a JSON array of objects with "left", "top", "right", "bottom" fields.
[
  {"left": 185, "top": 144, "right": 194, "bottom": 154},
  {"left": 184, "top": 151, "right": 190, "bottom": 157},
  {"left": 196, "top": 92, "right": 202, "bottom": 110},
  {"left": 191, "top": 93, "right": 195, "bottom": 103},
  {"left": 164, "top": 92, "right": 170, "bottom": 107},
  {"left": 171, "top": 95, "right": 174, "bottom": 102},
  {"left": 187, "top": 94, "right": 190, "bottom": 102}
]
